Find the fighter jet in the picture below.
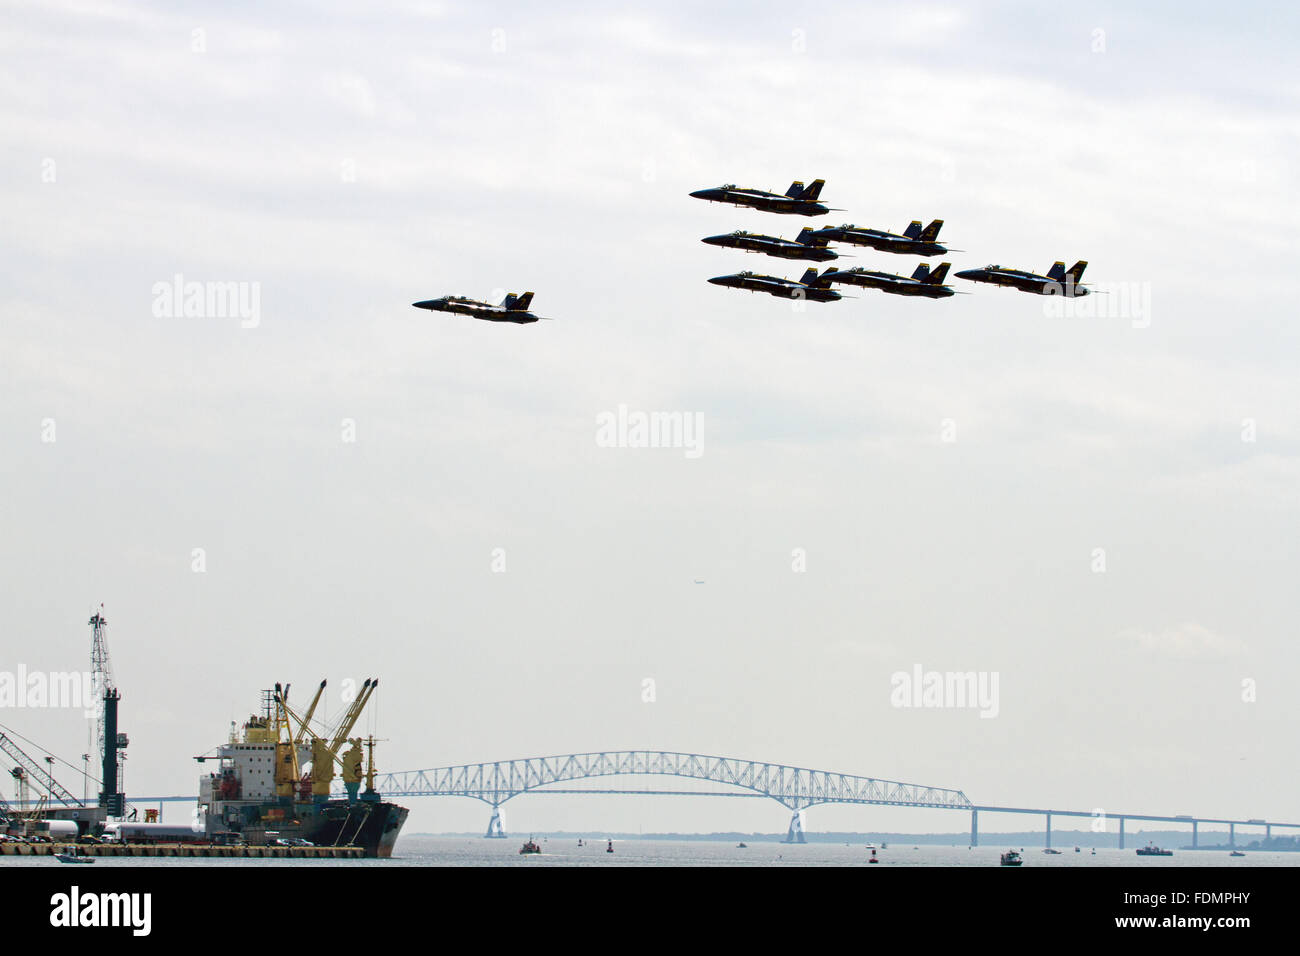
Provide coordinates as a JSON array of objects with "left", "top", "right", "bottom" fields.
[
  {"left": 707, "top": 267, "right": 842, "bottom": 302},
  {"left": 411, "top": 291, "right": 551, "bottom": 323},
  {"left": 811, "top": 220, "right": 951, "bottom": 256},
  {"left": 689, "top": 179, "right": 839, "bottom": 217},
  {"left": 955, "top": 261, "right": 1090, "bottom": 296},
  {"left": 701, "top": 227, "right": 840, "bottom": 262},
  {"left": 819, "top": 262, "right": 956, "bottom": 299}
]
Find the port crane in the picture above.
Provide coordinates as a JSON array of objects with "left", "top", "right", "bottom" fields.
[{"left": 89, "top": 608, "right": 127, "bottom": 816}]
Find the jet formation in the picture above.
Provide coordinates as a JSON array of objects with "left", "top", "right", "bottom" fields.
[
  {"left": 408, "top": 177, "right": 1091, "bottom": 324},
  {"left": 692, "top": 176, "right": 1091, "bottom": 305}
]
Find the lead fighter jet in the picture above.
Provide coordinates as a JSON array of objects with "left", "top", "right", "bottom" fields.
[
  {"left": 811, "top": 219, "right": 951, "bottom": 257},
  {"left": 819, "top": 262, "right": 956, "bottom": 299},
  {"left": 411, "top": 291, "right": 551, "bottom": 323},
  {"left": 707, "top": 267, "right": 842, "bottom": 302},
  {"left": 701, "top": 227, "right": 839, "bottom": 262},
  {"left": 689, "top": 179, "right": 839, "bottom": 217},
  {"left": 955, "top": 261, "right": 1089, "bottom": 296}
]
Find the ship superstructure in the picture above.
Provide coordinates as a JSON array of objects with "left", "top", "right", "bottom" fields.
[{"left": 196, "top": 679, "right": 407, "bottom": 857}]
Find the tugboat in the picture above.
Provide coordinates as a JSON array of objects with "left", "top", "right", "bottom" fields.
[
  {"left": 519, "top": 836, "right": 541, "bottom": 855},
  {"left": 737, "top": 842, "right": 748, "bottom": 848},
  {"left": 1136, "top": 844, "right": 1173, "bottom": 856},
  {"left": 194, "top": 679, "right": 408, "bottom": 858},
  {"left": 1000, "top": 850, "right": 1023, "bottom": 866}
]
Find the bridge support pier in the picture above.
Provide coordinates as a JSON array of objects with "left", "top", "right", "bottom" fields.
[
  {"left": 1192, "top": 821, "right": 1198, "bottom": 849},
  {"left": 485, "top": 805, "right": 506, "bottom": 839},
  {"left": 1229, "top": 823, "right": 1235, "bottom": 848},
  {"left": 971, "top": 809, "right": 978, "bottom": 847},
  {"left": 1046, "top": 811, "right": 1052, "bottom": 849},
  {"left": 783, "top": 810, "right": 806, "bottom": 844},
  {"left": 1267, "top": 824, "right": 1272, "bottom": 840},
  {"left": 1118, "top": 817, "right": 1125, "bottom": 850}
]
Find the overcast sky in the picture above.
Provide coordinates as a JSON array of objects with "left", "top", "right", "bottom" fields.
[{"left": 2, "top": 1, "right": 1298, "bottom": 837}]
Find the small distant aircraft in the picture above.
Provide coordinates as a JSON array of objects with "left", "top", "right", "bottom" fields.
[
  {"left": 707, "top": 267, "right": 842, "bottom": 302},
  {"left": 811, "top": 220, "right": 951, "bottom": 257},
  {"left": 689, "top": 180, "right": 840, "bottom": 217},
  {"left": 411, "top": 291, "right": 551, "bottom": 323},
  {"left": 955, "top": 261, "right": 1090, "bottom": 296},
  {"left": 819, "top": 262, "right": 956, "bottom": 299},
  {"left": 701, "top": 227, "right": 839, "bottom": 262}
]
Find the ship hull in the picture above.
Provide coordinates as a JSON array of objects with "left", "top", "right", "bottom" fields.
[{"left": 231, "top": 799, "right": 409, "bottom": 858}]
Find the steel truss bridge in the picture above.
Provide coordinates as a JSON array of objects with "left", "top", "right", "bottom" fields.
[
  {"left": 364, "top": 749, "right": 1300, "bottom": 846},
  {"left": 374, "top": 750, "right": 971, "bottom": 841}
]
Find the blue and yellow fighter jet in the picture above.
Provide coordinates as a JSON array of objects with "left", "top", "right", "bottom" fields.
[
  {"left": 700, "top": 227, "right": 840, "bottom": 262},
  {"left": 411, "top": 291, "right": 551, "bottom": 323},
  {"left": 955, "top": 260, "right": 1090, "bottom": 296},
  {"left": 819, "top": 262, "right": 956, "bottom": 299},
  {"left": 810, "top": 219, "right": 951, "bottom": 256},
  {"left": 707, "top": 267, "right": 842, "bottom": 302},
  {"left": 689, "top": 179, "right": 839, "bottom": 217}
]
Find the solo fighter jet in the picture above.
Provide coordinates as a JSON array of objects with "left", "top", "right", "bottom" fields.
[
  {"left": 689, "top": 179, "right": 839, "bottom": 217},
  {"left": 411, "top": 291, "right": 550, "bottom": 323},
  {"left": 819, "top": 262, "right": 956, "bottom": 299},
  {"left": 707, "top": 267, "right": 842, "bottom": 302},
  {"left": 701, "top": 227, "right": 839, "bottom": 262},
  {"left": 811, "top": 219, "right": 951, "bottom": 256},
  {"left": 955, "top": 260, "right": 1089, "bottom": 296}
]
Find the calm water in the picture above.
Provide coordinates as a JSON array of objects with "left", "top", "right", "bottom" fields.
[{"left": 6, "top": 836, "right": 1298, "bottom": 866}]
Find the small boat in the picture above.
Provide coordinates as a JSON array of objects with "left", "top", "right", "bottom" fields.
[
  {"left": 864, "top": 842, "right": 877, "bottom": 850},
  {"left": 1136, "top": 844, "right": 1172, "bottom": 856},
  {"left": 1043, "top": 848, "right": 1062, "bottom": 854},
  {"left": 606, "top": 839, "right": 614, "bottom": 854},
  {"left": 519, "top": 837, "right": 541, "bottom": 855},
  {"left": 1000, "top": 850, "right": 1023, "bottom": 867},
  {"left": 1230, "top": 850, "right": 1246, "bottom": 857},
  {"left": 737, "top": 842, "right": 747, "bottom": 848},
  {"left": 1091, "top": 848, "right": 1096, "bottom": 855},
  {"left": 56, "top": 850, "right": 95, "bottom": 864},
  {"left": 880, "top": 842, "right": 887, "bottom": 849},
  {"left": 1074, "top": 846, "right": 1081, "bottom": 853}
]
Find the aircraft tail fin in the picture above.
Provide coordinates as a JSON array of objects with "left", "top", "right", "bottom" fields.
[
  {"left": 798, "top": 179, "right": 825, "bottom": 201},
  {"left": 795, "top": 226, "right": 823, "bottom": 246},
  {"left": 501, "top": 293, "right": 518, "bottom": 310},
  {"left": 902, "top": 220, "right": 923, "bottom": 240},
  {"left": 798, "top": 267, "right": 820, "bottom": 286},
  {"left": 1066, "top": 260, "right": 1088, "bottom": 283},
  {"left": 1046, "top": 261, "right": 1067, "bottom": 282},
  {"left": 911, "top": 263, "right": 931, "bottom": 281},
  {"left": 785, "top": 180, "right": 806, "bottom": 198},
  {"left": 926, "top": 262, "right": 951, "bottom": 284},
  {"left": 508, "top": 292, "right": 534, "bottom": 311},
  {"left": 918, "top": 219, "right": 943, "bottom": 242}
]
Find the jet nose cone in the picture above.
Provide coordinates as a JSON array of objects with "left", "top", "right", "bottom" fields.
[
  {"left": 690, "top": 189, "right": 717, "bottom": 200},
  {"left": 955, "top": 270, "right": 978, "bottom": 279},
  {"left": 707, "top": 276, "right": 728, "bottom": 285},
  {"left": 701, "top": 235, "right": 726, "bottom": 246}
]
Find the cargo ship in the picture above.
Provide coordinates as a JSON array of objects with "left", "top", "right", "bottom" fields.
[{"left": 195, "top": 679, "right": 408, "bottom": 858}]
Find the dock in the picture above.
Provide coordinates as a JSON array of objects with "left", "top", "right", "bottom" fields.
[{"left": 0, "top": 842, "right": 365, "bottom": 859}]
